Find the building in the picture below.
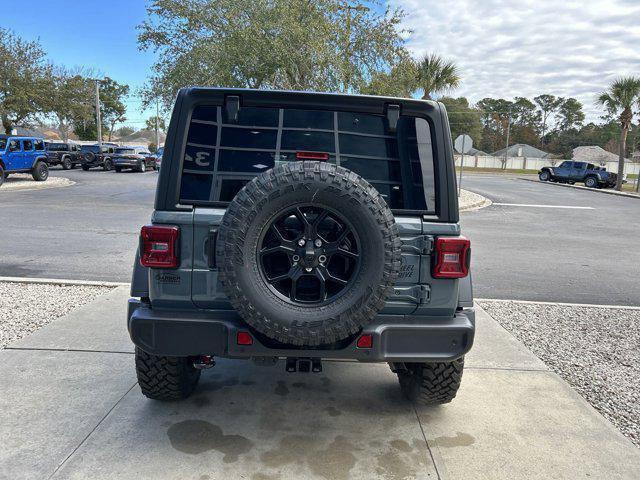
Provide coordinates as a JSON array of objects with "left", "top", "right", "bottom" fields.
[{"left": 492, "top": 143, "right": 552, "bottom": 158}]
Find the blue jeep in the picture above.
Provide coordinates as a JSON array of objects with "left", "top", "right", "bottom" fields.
[{"left": 0, "top": 135, "right": 49, "bottom": 187}]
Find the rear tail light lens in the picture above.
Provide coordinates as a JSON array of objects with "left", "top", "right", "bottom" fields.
[
  {"left": 296, "top": 151, "right": 329, "bottom": 161},
  {"left": 356, "top": 334, "right": 373, "bottom": 349},
  {"left": 433, "top": 236, "right": 470, "bottom": 278},
  {"left": 237, "top": 331, "right": 253, "bottom": 346},
  {"left": 140, "top": 225, "right": 180, "bottom": 268}
]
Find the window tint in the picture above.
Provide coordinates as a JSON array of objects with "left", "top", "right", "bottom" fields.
[
  {"left": 22, "top": 140, "right": 34, "bottom": 151},
  {"left": 179, "top": 105, "right": 437, "bottom": 212},
  {"left": 220, "top": 128, "right": 277, "bottom": 149},
  {"left": 573, "top": 162, "right": 585, "bottom": 169},
  {"left": 338, "top": 112, "right": 387, "bottom": 135},
  {"left": 0, "top": 139, "right": 6, "bottom": 150},
  {"left": 281, "top": 130, "right": 334, "bottom": 152},
  {"left": 283, "top": 109, "right": 333, "bottom": 130},
  {"left": 34, "top": 140, "right": 45, "bottom": 151},
  {"left": 9, "top": 140, "right": 20, "bottom": 152},
  {"left": 223, "top": 106, "right": 278, "bottom": 127},
  {"left": 115, "top": 148, "right": 135, "bottom": 154},
  {"left": 559, "top": 161, "right": 571, "bottom": 168},
  {"left": 48, "top": 143, "right": 67, "bottom": 151}
]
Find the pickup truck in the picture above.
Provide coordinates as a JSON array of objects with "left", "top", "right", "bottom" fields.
[
  {"left": 539, "top": 161, "right": 618, "bottom": 188},
  {"left": 127, "top": 88, "right": 474, "bottom": 406}
]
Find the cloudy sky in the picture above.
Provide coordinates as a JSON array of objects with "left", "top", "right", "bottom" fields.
[{"left": 391, "top": 0, "right": 640, "bottom": 121}]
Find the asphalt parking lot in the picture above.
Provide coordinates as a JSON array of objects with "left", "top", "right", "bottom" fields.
[{"left": 1, "top": 169, "right": 638, "bottom": 305}]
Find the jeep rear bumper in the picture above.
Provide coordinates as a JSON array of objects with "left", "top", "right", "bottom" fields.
[{"left": 127, "top": 299, "right": 475, "bottom": 362}]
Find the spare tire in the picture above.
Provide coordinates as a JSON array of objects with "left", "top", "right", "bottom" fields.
[{"left": 217, "top": 161, "right": 401, "bottom": 346}]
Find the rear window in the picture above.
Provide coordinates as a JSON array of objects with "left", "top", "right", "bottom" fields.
[
  {"left": 81, "top": 145, "right": 100, "bottom": 153},
  {"left": 47, "top": 143, "right": 68, "bottom": 151},
  {"left": 179, "top": 106, "right": 437, "bottom": 212},
  {"left": 115, "top": 148, "right": 135, "bottom": 154}
]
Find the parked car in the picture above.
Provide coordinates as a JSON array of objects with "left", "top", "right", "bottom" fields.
[
  {"left": 539, "top": 161, "right": 618, "bottom": 188},
  {"left": 154, "top": 147, "right": 164, "bottom": 172},
  {"left": 45, "top": 141, "right": 83, "bottom": 170},
  {"left": 112, "top": 146, "right": 156, "bottom": 173},
  {"left": 128, "top": 88, "right": 474, "bottom": 406},
  {"left": 80, "top": 143, "right": 118, "bottom": 171},
  {"left": 0, "top": 135, "right": 49, "bottom": 186}
]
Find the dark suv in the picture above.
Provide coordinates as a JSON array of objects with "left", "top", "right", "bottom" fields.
[
  {"left": 80, "top": 143, "right": 118, "bottom": 171},
  {"left": 45, "top": 141, "right": 83, "bottom": 169},
  {"left": 128, "top": 88, "right": 474, "bottom": 405}
]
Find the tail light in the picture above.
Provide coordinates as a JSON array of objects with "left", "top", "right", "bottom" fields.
[
  {"left": 296, "top": 151, "right": 329, "bottom": 161},
  {"left": 433, "top": 236, "right": 470, "bottom": 278},
  {"left": 140, "top": 225, "right": 180, "bottom": 268}
]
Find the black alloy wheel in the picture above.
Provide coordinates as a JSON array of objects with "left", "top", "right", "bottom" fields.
[{"left": 258, "top": 205, "right": 361, "bottom": 305}]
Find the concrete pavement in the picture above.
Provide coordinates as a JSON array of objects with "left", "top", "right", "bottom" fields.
[{"left": 2, "top": 287, "right": 639, "bottom": 479}]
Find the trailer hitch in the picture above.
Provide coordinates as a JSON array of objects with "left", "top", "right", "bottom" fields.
[{"left": 285, "top": 357, "right": 322, "bottom": 373}]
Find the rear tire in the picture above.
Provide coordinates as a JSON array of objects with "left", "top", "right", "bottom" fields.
[
  {"left": 82, "top": 165, "right": 90, "bottom": 171},
  {"left": 31, "top": 161, "right": 49, "bottom": 181},
  {"left": 584, "top": 176, "right": 598, "bottom": 188},
  {"left": 396, "top": 358, "right": 465, "bottom": 405},
  {"left": 135, "top": 347, "right": 201, "bottom": 400},
  {"left": 62, "top": 156, "right": 72, "bottom": 170}
]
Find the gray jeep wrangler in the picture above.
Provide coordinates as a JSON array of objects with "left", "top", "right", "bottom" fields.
[{"left": 128, "top": 88, "right": 474, "bottom": 405}]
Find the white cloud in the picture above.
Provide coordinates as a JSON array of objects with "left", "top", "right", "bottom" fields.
[{"left": 390, "top": 0, "right": 640, "bottom": 121}]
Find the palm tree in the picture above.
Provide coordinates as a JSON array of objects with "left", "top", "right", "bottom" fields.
[
  {"left": 597, "top": 76, "right": 640, "bottom": 191},
  {"left": 416, "top": 53, "right": 461, "bottom": 100}
]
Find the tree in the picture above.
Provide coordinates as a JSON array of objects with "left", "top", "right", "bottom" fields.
[
  {"left": 416, "top": 53, "right": 460, "bottom": 100},
  {"left": 476, "top": 98, "right": 514, "bottom": 154},
  {"left": 115, "top": 125, "right": 136, "bottom": 137},
  {"left": 534, "top": 94, "right": 563, "bottom": 146},
  {"left": 597, "top": 76, "right": 640, "bottom": 190},
  {"left": 145, "top": 116, "right": 166, "bottom": 132},
  {"left": 439, "top": 97, "right": 482, "bottom": 147},
  {"left": 556, "top": 97, "right": 585, "bottom": 131},
  {"left": 0, "top": 28, "right": 53, "bottom": 133},
  {"left": 100, "top": 77, "right": 129, "bottom": 141},
  {"left": 47, "top": 67, "right": 94, "bottom": 141},
  {"left": 361, "top": 57, "right": 418, "bottom": 97},
  {"left": 138, "top": 0, "right": 408, "bottom": 108}
]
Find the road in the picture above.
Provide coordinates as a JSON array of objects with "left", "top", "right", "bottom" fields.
[
  {"left": 0, "top": 169, "right": 638, "bottom": 305},
  {"left": 461, "top": 175, "right": 639, "bottom": 305}
]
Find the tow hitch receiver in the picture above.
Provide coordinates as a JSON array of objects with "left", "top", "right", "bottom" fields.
[{"left": 286, "top": 357, "right": 322, "bottom": 373}]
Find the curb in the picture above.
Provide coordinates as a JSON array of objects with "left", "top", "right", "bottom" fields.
[
  {"left": 519, "top": 177, "right": 639, "bottom": 199},
  {"left": 459, "top": 189, "right": 492, "bottom": 212},
  {"left": 0, "top": 276, "right": 129, "bottom": 287},
  {"left": 476, "top": 297, "right": 640, "bottom": 311},
  {"left": 0, "top": 177, "right": 76, "bottom": 193}
]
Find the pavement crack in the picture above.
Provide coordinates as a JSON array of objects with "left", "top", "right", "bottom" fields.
[
  {"left": 47, "top": 382, "right": 137, "bottom": 479},
  {"left": 412, "top": 404, "right": 444, "bottom": 480}
]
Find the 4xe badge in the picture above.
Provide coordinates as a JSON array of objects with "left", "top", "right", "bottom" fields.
[{"left": 156, "top": 273, "right": 180, "bottom": 285}]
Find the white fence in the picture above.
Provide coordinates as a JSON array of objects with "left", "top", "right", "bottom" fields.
[{"left": 454, "top": 154, "right": 640, "bottom": 176}]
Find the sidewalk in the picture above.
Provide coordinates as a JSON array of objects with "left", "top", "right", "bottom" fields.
[{"left": 1, "top": 286, "right": 639, "bottom": 479}]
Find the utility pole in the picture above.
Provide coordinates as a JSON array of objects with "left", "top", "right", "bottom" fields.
[
  {"left": 503, "top": 115, "right": 511, "bottom": 170},
  {"left": 94, "top": 79, "right": 102, "bottom": 147},
  {"left": 155, "top": 98, "right": 160, "bottom": 150}
]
